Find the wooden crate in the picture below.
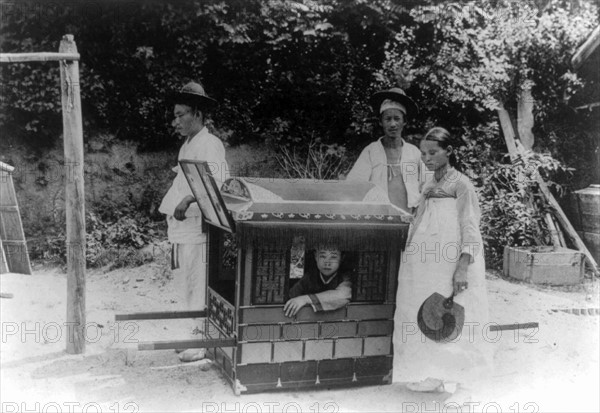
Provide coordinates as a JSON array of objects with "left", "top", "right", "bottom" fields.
[
  {"left": 579, "top": 231, "right": 600, "bottom": 265},
  {"left": 503, "top": 246, "right": 584, "bottom": 285}
]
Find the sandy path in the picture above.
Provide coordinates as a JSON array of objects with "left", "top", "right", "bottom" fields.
[{"left": 1, "top": 266, "right": 598, "bottom": 412}]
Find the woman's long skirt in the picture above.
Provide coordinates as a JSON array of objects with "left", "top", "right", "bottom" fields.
[{"left": 392, "top": 198, "right": 493, "bottom": 384}]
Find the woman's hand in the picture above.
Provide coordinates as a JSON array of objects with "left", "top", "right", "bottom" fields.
[
  {"left": 283, "top": 295, "right": 311, "bottom": 318},
  {"left": 173, "top": 195, "right": 195, "bottom": 221},
  {"left": 452, "top": 253, "right": 471, "bottom": 295}
]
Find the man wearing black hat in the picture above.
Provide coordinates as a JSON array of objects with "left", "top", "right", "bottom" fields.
[
  {"left": 158, "top": 81, "right": 228, "bottom": 362},
  {"left": 346, "top": 87, "right": 427, "bottom": 212}
]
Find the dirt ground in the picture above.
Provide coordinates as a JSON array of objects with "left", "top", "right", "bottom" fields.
[{"left": 1, "top": 259, "right": 599, "bottom": 413}]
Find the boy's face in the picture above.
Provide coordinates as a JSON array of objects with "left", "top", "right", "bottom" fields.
[
  {"left": 315, "top": 248, "right": 341, "bottom": 277},
  {"left": 380, "top": 108, "right": 405, "bottom": 140}
]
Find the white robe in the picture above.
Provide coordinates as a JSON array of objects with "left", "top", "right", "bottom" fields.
[
  {"left": 158, "top": 127, "right": 228, "bottom": 310},
  {"left": 392, "top": 168, "right": 493, "bottom": 384},
  {"left": 346, "top": 138, "right": 428, "bottom": 209},
  {"left": 158, "top": 127, "right": 228, "bottom": 244}
]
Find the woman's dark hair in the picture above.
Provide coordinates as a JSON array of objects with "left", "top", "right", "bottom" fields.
[{"left": 422, "top": 127, "right": 460, "bottom": 169}]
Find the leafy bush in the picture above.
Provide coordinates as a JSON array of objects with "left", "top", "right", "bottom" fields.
[
  {"left": 478, "top": 151, "right": 573, "bottom": 268},
  {"left": 30, "top": 200, "right": 165, "bottom": 270},
  {"left": 275, "top": 139, "right": 352, "bottom": 180},
  {"left": 0, "top": 0, "right": 397, "bottom": 150},
  {"left": 371, "top": 0, "right": 597, "bottom": 268},
  {"left": 3, "top": 0, "right": 598, "bottom": 272}
]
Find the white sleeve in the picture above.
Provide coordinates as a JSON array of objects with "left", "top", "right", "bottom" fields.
[
  {"left": 201, "top": 140, "right": 229, "bottom": 187},
  {"left": 346, "top": 146, "right": 373, "bottom": 182},
  {"left": 455, "top": 179, "right": 483, "bottom": 262}
]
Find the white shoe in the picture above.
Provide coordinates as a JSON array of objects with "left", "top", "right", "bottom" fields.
[
  {"left": 406, "top": 377, "right": 445, "bottom": 393},
  {"left": 178, "top": 348, "right": 206, "bottom": 362}
]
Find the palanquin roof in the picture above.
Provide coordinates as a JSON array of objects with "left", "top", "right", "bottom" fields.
[{"left": 180, "top": 160, "right": 412, "bottom": 250}]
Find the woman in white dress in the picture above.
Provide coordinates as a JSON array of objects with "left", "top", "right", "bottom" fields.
[{"left": 392, "top": 127, "right": 493, "bottom": 402}]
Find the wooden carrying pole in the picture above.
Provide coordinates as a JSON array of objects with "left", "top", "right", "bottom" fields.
[
  {"left": 59, "top": 35, "right": 86, "bottom": 354},
  {"left": 497, "top": 105, "right": 599, "bottom": 275}
]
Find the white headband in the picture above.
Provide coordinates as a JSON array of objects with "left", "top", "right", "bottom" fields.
[{"left": 380, "top": 99, "right": 406, "bottom": 115}]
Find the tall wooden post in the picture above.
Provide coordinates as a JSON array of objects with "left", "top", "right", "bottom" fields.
[
  {"left": 517, "top": 80, "right": 535, "bottom": 150},
  {"left": 59, "top": 35, "right": 86, "bottom": 354}
]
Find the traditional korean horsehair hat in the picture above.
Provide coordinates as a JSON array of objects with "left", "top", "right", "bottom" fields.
[
  {"left": 168, "top": 81, "right": 217, "bottom": 111},
  {"left": 370, "top": 87, "right": 419, "bottom": 118}
]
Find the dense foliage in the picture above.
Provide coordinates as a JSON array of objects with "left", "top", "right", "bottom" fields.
[
  {"left": 35, "top": 203, "right": 162, "bottom": 270},
  {"left": 1, "top": 0, "right": 598, "bottom": 268},
  {"left": 1, "top": 1, "right": 597, "bottom": 152},
  {"left": 373, "top": 0, "right": 599, "bottom": 263},
  {"left": 0, "top": 0, "right": 407, "bottom": 150},
  {"left": 478, "top": 151, "right": 575, "bottom": 267}
]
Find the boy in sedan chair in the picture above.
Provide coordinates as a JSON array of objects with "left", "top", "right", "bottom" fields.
[{"left": 283, "top": 243, "right": 353, "bottom": 317}]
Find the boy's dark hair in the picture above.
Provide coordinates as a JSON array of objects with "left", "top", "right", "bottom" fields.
[{"left": 313, "top": 243, "right": 341, "bottom": 253}]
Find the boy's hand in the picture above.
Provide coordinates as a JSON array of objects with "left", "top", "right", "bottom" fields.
[
  {"left": 283, "top": 296, "right": 311, "bottom": 318},
  {"left": 174, "top": 196, "right": 195, "bottom": 221}
]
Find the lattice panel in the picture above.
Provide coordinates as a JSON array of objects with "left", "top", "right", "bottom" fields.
[
  {"left": 253, "top": 247, "right": 288, "bottom": 304},
  {"left": 208, "top": 289, "right": 235, "bottom": 336},
  {"left": 354, "top": 251, "right": 387, "bottom": 302},
  {"left": 221, "top": 232, "right": 237, "bottom": 271}
]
